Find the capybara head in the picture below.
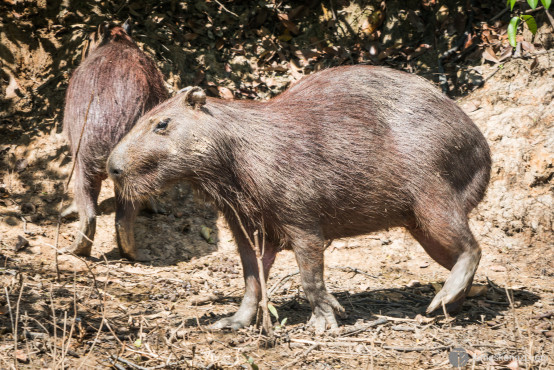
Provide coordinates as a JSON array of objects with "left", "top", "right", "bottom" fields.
[{"left": 107, "top": 87, "right": 207, "bottom": 201}]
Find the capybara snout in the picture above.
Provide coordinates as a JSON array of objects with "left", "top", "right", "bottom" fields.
[
  {"left": 63, "top": 21, "right": 168, "bottom": 260},
  {"left": 110, "top": 65, "right": 491, "bottom": 332}
]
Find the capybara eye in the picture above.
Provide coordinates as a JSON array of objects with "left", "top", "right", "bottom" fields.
[{"left": 154, "top": 118, "right": 170, "bottom": 133}]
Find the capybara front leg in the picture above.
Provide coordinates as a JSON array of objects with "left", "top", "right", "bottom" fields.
[
  {"left": 409, "top": 206, "right": 481, "bottom": 314},
  {"left": 210, "top": 223, "right": 277, "bottom": 330},
  {"left": 114, "top": 190, "right": 140, "bottom": 260},
  {"left": 291, "top": 228, "right": 345, "bottom": 334},
  {"left": 62, "top": 169, "right": 101, "bottom": 257}
]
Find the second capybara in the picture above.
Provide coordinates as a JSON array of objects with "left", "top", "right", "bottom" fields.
[
  {"left": 62, "top": 22, "right": 168, "bottom": 259},
  {"left": 107, "top": 65, "right": 491, "bottom": 332}
]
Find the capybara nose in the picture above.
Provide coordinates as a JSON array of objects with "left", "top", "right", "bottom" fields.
[
  {"left": 107, "top": 156, "right": 123, "bottom": 180},
  {"left": 109, "top": 166, "right": 122, "bottom": 178}
]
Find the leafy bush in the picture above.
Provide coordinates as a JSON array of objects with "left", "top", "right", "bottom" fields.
[{"left": 507, "top": 0, "right": 551, "bottom": 47}]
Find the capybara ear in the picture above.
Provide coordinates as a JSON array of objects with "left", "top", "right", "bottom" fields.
[
  {"left": 122, "top": 18, "right": 133, "bottom": 35},
  {"left": 178, "top": 86, "right": 206, "bottom": 109}
]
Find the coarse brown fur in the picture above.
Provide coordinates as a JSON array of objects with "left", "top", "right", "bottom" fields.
[
  {"left": 62, "top": 23, "right": 168, "bottom": 259},
  {"left": 108, "top": 65, "right": 491, "bottom": 332}
]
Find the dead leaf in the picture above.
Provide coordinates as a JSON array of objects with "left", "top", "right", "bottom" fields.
[
  {"left": 483, "top": 48, "right": 500, "bottom": 64},
  {"left": 277, "top": 14, "right": 299, "bottom": 35}
]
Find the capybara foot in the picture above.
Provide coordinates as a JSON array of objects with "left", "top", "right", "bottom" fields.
[
  {"left": 426, "top": 252, "right": 478, "bottom": 314},
  {"left": 60, "top": 238, "right": 92, "bottom": 257},
  {"left": 61, "top": 201, "right": 77, "bottom": 217},
  {"left": 307, "top": 293, "right": 345, "bottom": 334},
  {"left": 209, "top": 314, "right": 252, "bottom": 330}
]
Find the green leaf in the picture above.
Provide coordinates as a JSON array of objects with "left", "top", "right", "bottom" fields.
[
  {"left": 242, "top": 354, "right": 259, "bottom": 370},
  {"left": 507, "top": 17, "right": 520, "bottom": 47},
  {"left": 541, "top": 0, "right": 551, "bottom": 9},
  {"left": 527, "top": 0, "right": 539, "bottom": 8},
  {"left": 281, "top": 317, "right": 288, "bottom": 326},
  {"left": 507, "top": 0, "right": 517, "bottom": 10},
  {"left": 134, "top": 338, "right": 142, "bottom": 348},
  {"left": 267, "top": 302, "right": 278, "bottom": 319},
  {"left": 521, "top": 15, "right": 538, "bottom": 34}
]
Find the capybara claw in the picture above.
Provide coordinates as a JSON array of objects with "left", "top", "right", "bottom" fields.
[
  {"left": 59, "top": 240, "right": 92, "bottom": 257},
  {"left": 209, "top": 316, "right": 249, "bottom": 331},
  {"left": 307, "top": 293, "right": 345, "bottom": 334},
  {"left": 426, "top": 286, "right": 467, "bottom": 314}
]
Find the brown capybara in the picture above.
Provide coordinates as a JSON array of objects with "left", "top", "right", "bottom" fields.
[
  {"left": 107, "top": 66, "right": 491, "bottom": 333},
  {"left": 62, "top": 21, "right": 168, "bottom": 260}
]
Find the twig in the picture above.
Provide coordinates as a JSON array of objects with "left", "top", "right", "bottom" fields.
[
  {"left": 490, "top": 8, "right": 508, "bottom": 22},
  {"left": 110, "top": 356, "right": 150, "bottom": 370},
  {"left": 214, "top": 0, "right": 238, "bottom": 18},
  {"left": 77, "top": 253, "right": 110, "bottom": 370},
  {"left": 279, "top": 343, "right": 319, "bottom": 370},
  {"left": 382, "top": 345, "right": 451, "bottom": 352},
  {"left": 49, "top": 285, "right": 58, "bottom": 366},
  {"left": 545, "top": 9, "right": 554, "bottom": 32},
  {"left": 330, "top": 266, "right": 379, "bottom": 279},
  {"left": 54, "top": 91, "right": 94, "bottom": 281},
  {"left": 13, "top": 276, "right": 24, "bottom": 369},
  {"left": 43, "top": 242, "right": 101, "bottom": 298},
  {"left": 57, "top": 271, "right": 78, "bottom": 369},
  {"left": 4, "top": 287, "right": 15, "bottom": 368},
  {"left": 268, "top": 270, "right": 299, "bottom": 296},
  {"left": 340, "top": 317, "right": 388, "bottom": 336}
]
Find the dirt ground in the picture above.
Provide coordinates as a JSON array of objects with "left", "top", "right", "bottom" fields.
[{"left": 1, "top": 1, "right": 553, "bottom": 369}]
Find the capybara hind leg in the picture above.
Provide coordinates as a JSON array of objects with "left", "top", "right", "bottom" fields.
[
  {"left": 62, "top": 170, "right": 101, "bottom": 256},
  {"left": 289, "top": 227, "right": 345, "bottom": 334},
  {"left": 114, "top": 190, "right": 140, "bottom": 260},
  {"left": 409, "top": 206, "right": 481, "bottom": 314},
  {"left": 209, "top": 222, "right": 278, "bottom": 330}
]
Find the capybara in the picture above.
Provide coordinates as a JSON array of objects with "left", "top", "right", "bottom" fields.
[
  {"left": 62, "top": 21, "right": 168, "bottom": 259},
  {"left": 107, "top": 66, "right": 491, "bottom": 332}
]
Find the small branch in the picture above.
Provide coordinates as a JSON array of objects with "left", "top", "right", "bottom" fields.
[
  {"left": 382, "top": 345, "right": 451, "bottom": 352},
  {"left": 268, "top": 270, "right": 299, "bottom": 297},
  {"left": 340, "top": 317, "right": 388, "bottom": 336},
  {"left": 214, "top": 0, "right": 238, "bottom": 18},
  {"left": 4, "top": 287, "right": 15, "bottom": 368},
  {"left": 13, "top": 275, "right": 24, "bottom": 369},
  {"left": 545, "top": 9, "right": 554, "bottom": 31},
  {"left": 110, "top": 356, "right": 150, "bottom": 370},
  {"left": 279, "top": 343, "right": 319, "bottom": 370}
]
